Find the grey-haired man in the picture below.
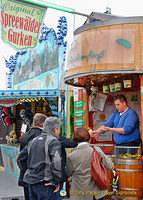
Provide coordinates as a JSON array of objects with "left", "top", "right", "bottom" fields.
[{"left": 18, "top": 117, "right": 62, "bottom": 200}]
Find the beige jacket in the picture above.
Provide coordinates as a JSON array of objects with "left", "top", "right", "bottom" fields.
[{"left": 66, "top": 143, "right": 114, "bottom": 200}]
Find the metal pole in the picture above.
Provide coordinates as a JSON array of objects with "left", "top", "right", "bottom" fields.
[
  {"left": 20, "top": 0, "right": 90, "bottom": 18},
  {"left": 73, "top": 11, "right": 90, "bottom": 18}
]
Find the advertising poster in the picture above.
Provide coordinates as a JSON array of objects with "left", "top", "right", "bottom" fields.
[{"left": 1, "top": 0, "right": 46, "bottom": 50}]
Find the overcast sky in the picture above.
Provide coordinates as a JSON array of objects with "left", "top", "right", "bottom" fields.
[{"left": 1, "top": 0, "right": 143, "bottom": 89}]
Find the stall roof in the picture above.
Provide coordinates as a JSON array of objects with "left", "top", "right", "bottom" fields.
[
  {"left": 0, "top": 89, "right": 60, "bottom": 99},
  {"left": 83, "top": 11, "right": 120, "bottom": 24}
]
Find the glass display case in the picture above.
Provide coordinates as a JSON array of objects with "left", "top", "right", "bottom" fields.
[
  {"left": 93, "top": 144, "right": 142, "bottom": 160},
  {"left": 114, "top": 145, "right": 142, "bottom": 160},
  {"left": 93, "top": 144, "right": 114, "bottom": 156}
]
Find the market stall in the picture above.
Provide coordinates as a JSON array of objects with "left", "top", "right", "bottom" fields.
[
  {"left": 64, "top": 15, "right": 143, "bottom": 199},
  {"left": 0, "top": 15, "right": 68, "bottom": 177},
  {"left": 0, "top": 89, "right": 61, "bottom": 177}
]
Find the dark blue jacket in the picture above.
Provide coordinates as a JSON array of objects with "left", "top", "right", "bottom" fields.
[
  {"left": 58, "top": 134, "right": 77, "bottom": 184},
  {"left": 18, "top": 127, "right": 42, "bottom": 187},
  {"left": 20, "top": 127, "right": 42, "bottom": 151}
]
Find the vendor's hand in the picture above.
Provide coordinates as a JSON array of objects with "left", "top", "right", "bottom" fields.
[
  {"left": 89, "top": 125, "right": 108, "bottom": 136},
  {"left": 101, "top": 126, "right": 110, "bottom": 131},
  {"left": 45, "top": 183, "right": 60, "bottom": 193},
  {"left": 89, "top": 130, "right": 100, "bottom": 137}
]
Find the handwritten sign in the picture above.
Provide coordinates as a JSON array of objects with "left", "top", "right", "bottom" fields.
[
  {"left": 74, "top": 100, "right": 85, "bottom": 108},
  {"left": 75, "top": 119, "right": 85, "bottom": 126},
  {"left": 74, "top": 109, "right": 85, "bottom": 117},
  {"left": 1, "top": 0, "right": 46, "bottom": 50}
]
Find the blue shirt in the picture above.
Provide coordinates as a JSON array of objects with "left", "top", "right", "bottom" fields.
[{"left": 103, "top": 107, "right": 140, "bottom": 144}]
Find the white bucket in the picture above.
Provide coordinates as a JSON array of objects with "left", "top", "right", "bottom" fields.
[
  {"left": 109, "top": 84, "right": 115, "bottom": 92},
  {"left": 92, "top": 86, "right": 98, "bottom": 94},
  {"left": 103, "top": 85, "right": 109, "bottom": 93},
  {"left": 115, "top": 83, "right": 122, "bottom": 91},
  {"left": 123, "top": 80, "right": 132, "bottom": 88}
]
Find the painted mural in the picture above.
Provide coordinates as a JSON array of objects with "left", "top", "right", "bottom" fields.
[
  {"left": 13, "top": 32, "right": 59, "bottom": 89},
  {"left": 1, "top": 145, "right": 20, "bottom": 177},
  {"left": 12, "top": 16, "right": 68, "bottom": 90}
]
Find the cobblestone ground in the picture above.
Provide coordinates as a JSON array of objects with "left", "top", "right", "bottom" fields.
[
  {"left": 0, "top": 170, "right": 70, "bottom": 200},
  {"left": 0, "top": 171, "right": 24, "bottom": 200},
  {"left": 0, "top": 171, "right": 142, "bottom": 200}
]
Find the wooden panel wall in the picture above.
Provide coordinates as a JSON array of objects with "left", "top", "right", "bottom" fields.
[{"left": 66, "top": 23, "right": 143, "bottom": 78}]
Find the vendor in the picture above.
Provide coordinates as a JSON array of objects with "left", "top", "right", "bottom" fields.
[{"left": 90, "top": 94, "right": 141, "bottom": 154}]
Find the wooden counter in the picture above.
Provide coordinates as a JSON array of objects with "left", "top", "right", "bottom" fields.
[{"left": 0, "top": 144, "right": 20, "bottom": 178}]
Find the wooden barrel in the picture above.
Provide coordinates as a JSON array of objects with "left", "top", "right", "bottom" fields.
[{"left": 114, "top": 158, "right": 143, "bottom": 198}]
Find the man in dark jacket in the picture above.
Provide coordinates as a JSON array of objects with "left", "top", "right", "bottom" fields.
[
  {"left": 18, "top": 117, "right": 62, "bottom": 200},
  {"left": 58, "top": 134, "right": 77, "bottom": 184},
  {"left": 18, "top": 113, "right": 47, "bottom": 200},
  {"left": 57, "top": 134, "right": 77, "bottom": 199}
]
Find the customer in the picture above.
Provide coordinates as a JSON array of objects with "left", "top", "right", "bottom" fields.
[
  {"left": 18, "top": 113, "right": 47, "bottom": 200},
  {"left": 90, "top": 94, "right": 141, "bottom": 154},
  {"left": 57, "top": 133, "right": 77, "bottom": 199},
  {"left": 22, "top": 116, "right": 62, "bottom": 200},
  {"left": 66, "top": 127, "right": 114, "bottom": 200},
  {"left": 20, "top": 113, "right": 47, "bottom": 150}
]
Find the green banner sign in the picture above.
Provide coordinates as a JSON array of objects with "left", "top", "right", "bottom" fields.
[
  {"left": 74, "top": 100, "right": 85, "bottom": 108},
  {"left": 1, "top": 0, "right": 46, "bottom": 50},
  {"left": 74, "top": 119, "right": 85, "bottom": 126},
  {"left": 74, "top": 109, "right": 85, "bottom": 117}
]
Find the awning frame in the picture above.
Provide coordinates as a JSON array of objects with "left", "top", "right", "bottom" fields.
[{"left": 0, "top": 89, "right": 60, "bottom": 99}]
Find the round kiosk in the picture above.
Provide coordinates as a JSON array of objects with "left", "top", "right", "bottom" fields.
[{"left": 65, "top": 16, "right": 143, "bottom": 199}]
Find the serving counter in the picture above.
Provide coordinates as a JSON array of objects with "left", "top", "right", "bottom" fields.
[{"left": 0, "top": 144, "right": 20, "bottom": 178}]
